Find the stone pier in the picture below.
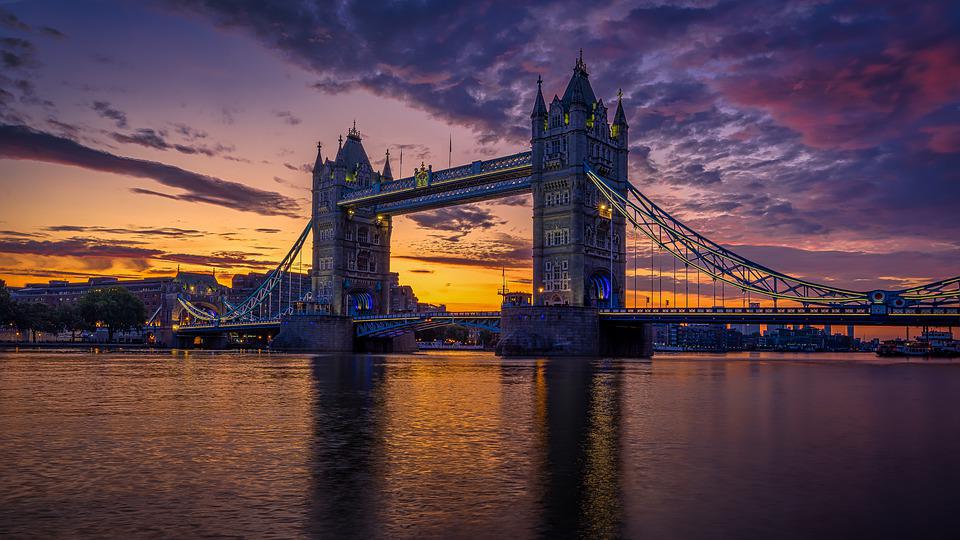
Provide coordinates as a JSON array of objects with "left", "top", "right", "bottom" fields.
[
  {"left": 497, "top": 305, "right": 601, "bottom": 357},
  {"left": 497, "top": 305, "right": 651, "bottom": 358},
  {"left": 270, "top": 313, "right": 355, "bottom": 352}
]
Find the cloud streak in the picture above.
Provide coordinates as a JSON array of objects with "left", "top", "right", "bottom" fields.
[{"left": 0, "top": 124, "right": 300, "bottom": 217}]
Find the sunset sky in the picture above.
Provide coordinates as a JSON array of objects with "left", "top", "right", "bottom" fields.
[{"left": 1, "top": 0, "right": 958, "bottom": 320}]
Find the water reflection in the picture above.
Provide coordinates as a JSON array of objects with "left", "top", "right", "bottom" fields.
[
  {"left": 304, "top": 354, "right": 631, "bottom": 538},
  {"left": 306, "top": 354, "right": 386, "bottom": 538},
  {"left": 532, "top": 359, "right": 627, "bottom": 538},
  {"left": 3, "top": 352, "right": 960, "bottom": 538}
]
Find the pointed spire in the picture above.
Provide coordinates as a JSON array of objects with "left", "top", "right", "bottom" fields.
[
  {"left": 313, "top": 141, "right": 324, "bottom": 173},
  {"left": 562, "top": 50, "right": 595, "bottom": 109},
  {"left": 613, "top": 88, "right": 628, "bottom": 128},
  {"left": 335, "top": 134, "right": 344, "bottom": 165},
  {"left": 531, "top": 74, "right": 547, "bottom": 118},
  {"left": 382, "top": 148, "right": 393, "bottom": 180},
  {"left": 574, "top": 48, "right": 588, "bottom": 75},
  {"left": 347, "top": 120, "right": 361, "bottom": 140}
]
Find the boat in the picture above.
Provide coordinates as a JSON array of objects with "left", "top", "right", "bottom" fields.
[{"left": 877, "top": 331, "right": 959, "bottom": 358}]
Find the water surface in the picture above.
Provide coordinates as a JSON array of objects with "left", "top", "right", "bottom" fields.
[{"left": 1, "top": 350, "right": 958, "bottom": 538}]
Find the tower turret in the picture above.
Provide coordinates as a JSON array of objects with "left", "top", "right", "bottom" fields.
[
  {"left": 382, "top": 148, "right": 393, "bottom": 181},
  {"left": 311, "top": 141, "right": 324, "bottom": 188},
  {"left": 612, "top": 88, "right": 629, "bottom": 145}
]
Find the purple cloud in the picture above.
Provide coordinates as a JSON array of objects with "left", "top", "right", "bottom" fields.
[{"left": 0, "top": 124, "right": 300, "bottom": 217}]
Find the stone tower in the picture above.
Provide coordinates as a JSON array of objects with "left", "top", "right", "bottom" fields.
[
  {"left": 311, "top": 124, "right": 393, "bottom": 315},
  {"left": 530, "top": 52, "right": 630, "bottom": 308}
]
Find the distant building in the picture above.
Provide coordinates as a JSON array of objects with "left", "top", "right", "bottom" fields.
[
  {"left": 12, "top": 276, "right": 172, "bottom": 322},
  {"left": 501, "top": 292, "right": 532, "bottom": 307},
  {"left": 10, "top": 271, "right": 229, "bottom": 327},
  {"left": 387, "top": 272, "right": 419, "bottom": 313},
  {"left": 417, "top": 302, "right": 447, "bottom": 313},
  {"left": 759, "top": 325, "right": 857, "bottom": 352}
]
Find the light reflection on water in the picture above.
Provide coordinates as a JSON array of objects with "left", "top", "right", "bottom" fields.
[{"left": 1, "top": 350, "right": 958, "bottom": 538}]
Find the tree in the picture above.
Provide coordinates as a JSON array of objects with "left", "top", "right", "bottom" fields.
[
  {"left": 0, "top": 280, "right": 10, "bottom": 327},
  {"left": 78, "top": 287, "right": 147, "bottom": 341},
  {"left": 10, "top": 301, "right": 56, "bottom": 342},
  {"left": 54, "top": 302, "right": 86, "bottom": 342}
]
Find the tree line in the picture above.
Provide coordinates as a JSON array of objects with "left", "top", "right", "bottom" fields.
[{"left": 0, "top": 281, "right": 147, "bottom": 342}]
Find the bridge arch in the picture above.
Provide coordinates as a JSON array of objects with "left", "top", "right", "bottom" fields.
[
  {"left": 172, "top": 299, "right": 221, "bottom": 325},
  {"left": 345, "top": 289, "right": 376, "bottom": 317},
  {"left": 586, "top": 269, "right": 616, "bottom": 309}
]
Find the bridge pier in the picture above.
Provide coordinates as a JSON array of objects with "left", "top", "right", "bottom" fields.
[
  {"left": 498, "top": 305, "right": 598, "bottom": 357},
  {"left": 497, "top": 306, "right": 652, "bottom": 357},
  {"left": 356, "top": 333, "right": 417, "bottom": 353},
  {"left": 599, "top": 321, "right": 653, "bottom": 358},
  {"left": 270, "top": 313, "right": 354, "bottom": 352}
]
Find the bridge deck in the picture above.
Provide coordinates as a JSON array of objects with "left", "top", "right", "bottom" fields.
[
  {"left": 175, "top": 307, "right": 960, "bottom": 336},
  {"left": 337, "top": 152, "right": 532, "bottom": 214}
]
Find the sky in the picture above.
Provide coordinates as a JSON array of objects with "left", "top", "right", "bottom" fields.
[{"left": 0, "top": 0, "right": 958, "bottom": 323}]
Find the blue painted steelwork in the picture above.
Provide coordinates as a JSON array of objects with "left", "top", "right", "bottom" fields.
[
  {"left": 373, "top": 175, "right": 532, "bottom": 215},
  {"left": 353, "top": 311, "right": 501, "bottom": 337},
  {"left": 585, "top": 162, "right": 960, "bottom": 308},
  {"left": 175, "top": 306, "right": 960, "bottom": 337},
  {"left": 338, "top": 152, "right": 532, "bottom": 213},
  {"left": 177, "top": 221, "right": 312, "bottom": 323}
]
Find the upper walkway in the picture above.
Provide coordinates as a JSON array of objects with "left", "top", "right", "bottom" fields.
[{"left": 337, "top": 152, "right": 532, "bottom": 215}]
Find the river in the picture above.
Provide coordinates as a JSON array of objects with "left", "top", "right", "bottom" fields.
[{"left": 1, "top": 350, "right": 958, "bottom": 538}]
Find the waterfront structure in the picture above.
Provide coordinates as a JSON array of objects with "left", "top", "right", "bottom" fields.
[
  {"left": 169, "top": 53, "right": 960, "bottom": 354},
  {"left": 310, "top": 124, "right": 394, "bottom": 316}
]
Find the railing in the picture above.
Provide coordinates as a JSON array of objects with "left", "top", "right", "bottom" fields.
[
  {"left": 601, "top": 307, "right": 871, "bottom": 315},
  {"left": 373, "top": 176, "right": 531, "bottom": 214},
  {"left": 354, "top": 311, "right": 501, "bottom": 321},
  {"left": 338, "top": 152, "right": 532, "bottom": 205}
]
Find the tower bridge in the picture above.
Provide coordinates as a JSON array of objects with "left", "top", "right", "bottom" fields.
[{"left": 175, "top": 53, "right": 960, "bottom": 355}]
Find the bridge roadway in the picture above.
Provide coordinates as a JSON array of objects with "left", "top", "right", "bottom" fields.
[{"left": 173, "top": 306, "right": 960, "bottom": 338}]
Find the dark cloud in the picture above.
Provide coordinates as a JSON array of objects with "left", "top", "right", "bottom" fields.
[
  {"left": 397, "top": 232, "right": 532, "bottom": 270},
  {"left": 0, "top": 9, "right": 29, "bottom": 31},
  {"left": 112, "top": 128, "right": 168, "bottom": 150},
  {"left": 0, "top": 230, "right": 46, "bottom": 238},
  {"left": 171, "top": 122, "right": 208, "bottom": 140},
  {"left": 0, "top": 124, "right": 300, "bottom": 217},
  {"left": 0, "top": 234, "right": 275, "bottom": 272},
  {"left": 408, "top": 269, "right": 435, "bottom": 274},
  {"left": 167, "top": 0, "right": 960, "bottom": 250},
  {"left": 727, "top": 244, "right": 960, "bottom": 291},
  {"left": 46, "top": 225, "right": 206, "bottom": 238},
  {"left": 0, "top": 236, "right": 163, "bottom": 259},
  {"left": 405, "top": 205, "right": 504, "bottom": 241},
  {"left": 46, "top": 118, "right": 79, "bottom": 136},
  {"left": 272, "top": 110, "right": 301, "bottom": 125},
  {"left": 39, "top": 26, "right": 65, "bottom": 39},
  {"left": 92, "top": 101, "right": 128, "bottom": 129},
  {"left": 0, "top": 267, "right": 144, "bottom": 281},
  {"left": 0, "top": 37, "right": 36, "bottom": 70},
  {"left": 254, "top": 228, "right": 281, "bottom": 234},
  {"left": 168, "top": 0, "right": 544, "bottom": 143},
  {"left": 110, "top": 127, "right": 235, "bottom": 157},
  {"left": 161, "top": 250, "right": 273, "bottom": 269}
]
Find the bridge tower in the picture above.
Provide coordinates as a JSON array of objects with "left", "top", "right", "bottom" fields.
[
  {"left": 531, "top": 52, "right": 629, "bottom": 308},
  {"left": 310, "top": 124, "right": 394, "bottom": 316}
]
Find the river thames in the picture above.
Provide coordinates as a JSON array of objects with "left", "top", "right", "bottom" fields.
[{"left": 1, "top": 350, "right": 958, "bottom": 538}]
